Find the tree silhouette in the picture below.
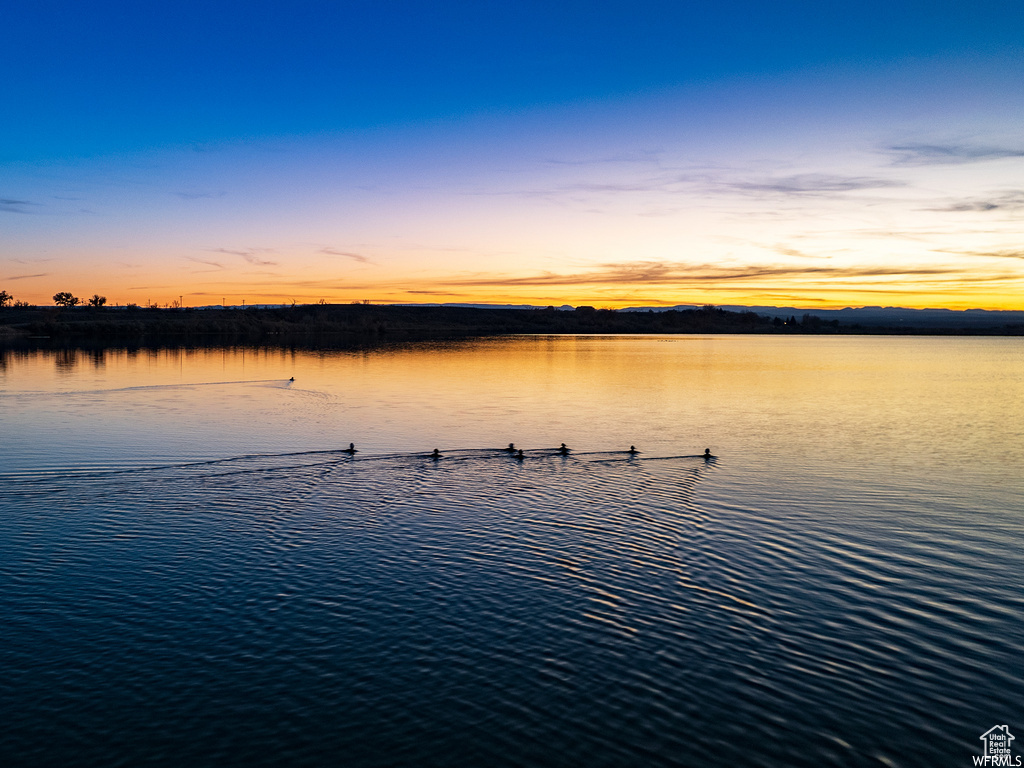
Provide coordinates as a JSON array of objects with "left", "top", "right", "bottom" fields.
[
  {"left": 53, "top": 291, "right": 80, "bottom": 307},
  {"left": 88, "top": 294, "right": 107, "bottom": 308},
  {"left": 0, "top": 290, "right": 11, "bottom": 307}
]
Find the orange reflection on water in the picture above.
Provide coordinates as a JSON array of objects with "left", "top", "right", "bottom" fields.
[{"left": 3, "top": 336, "right": 1023, "bottom": 479}]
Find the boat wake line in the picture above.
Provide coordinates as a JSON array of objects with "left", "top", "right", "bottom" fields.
[{"left": 0, "top": 445, "right": 718, "bottom": 485}]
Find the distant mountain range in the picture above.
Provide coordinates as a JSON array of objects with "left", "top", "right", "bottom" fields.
[
  {"left": 404, "top": 303, "right": 1024, "bottom": 330},
  {"left": 639, "top": 305, "right": 1024, "bottom": 329}
]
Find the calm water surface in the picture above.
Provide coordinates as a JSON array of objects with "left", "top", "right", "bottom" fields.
[{"left": 1, "top": 336, "right": 1022, "bottom": 766}]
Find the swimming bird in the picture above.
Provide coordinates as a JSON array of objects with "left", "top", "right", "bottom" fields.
[
  {"left": 431, "top": 448, "right": 441, "bottom": 458},
  {"left": 515, "top": 449, "right": 525, "bottom": 460},
  {"left": 558, "top": 443, "right": 569, "bottom": 455},
  {"left": 703, "top": 448, "right": 712, "bottom": 459},
  {"left": 342, "top": 443, "right": 357, "bottom": 454},
  {"left": 289, "top": 376, "right": 294, "bottom": 381},
  {"left": 506, "top": 442, "right": 516, "bottom": 452},
  {"left": 628, "top": 445, "right": 638, "bottom": 454}
]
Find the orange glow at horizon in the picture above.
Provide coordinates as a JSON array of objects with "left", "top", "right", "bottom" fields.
[{"left": 9, "top": 267, "right": 1024, "bottom": 312}]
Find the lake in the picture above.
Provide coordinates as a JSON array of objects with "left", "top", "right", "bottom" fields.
[{"left": 1, "top": 335, "right": 1022, "bottom": 766}]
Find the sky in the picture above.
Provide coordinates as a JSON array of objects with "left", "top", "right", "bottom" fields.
[{"left": 3, "top": 1, "right": 1024, "bottom": 309}]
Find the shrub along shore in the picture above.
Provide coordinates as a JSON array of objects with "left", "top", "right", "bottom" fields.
[{"left": 0, "top": 303, "right": 1020, "bottom": 349}]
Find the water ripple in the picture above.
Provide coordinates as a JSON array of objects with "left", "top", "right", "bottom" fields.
[{"left": 1, "top": 450, "right": 1021, "bottom": 767}]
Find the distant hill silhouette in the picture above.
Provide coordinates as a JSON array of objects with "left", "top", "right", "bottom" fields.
[
  {"left": 619, "top": 304, "right": 1024, "bottom": 330},
  {"left": 1, "top": 302, "right": 1020, "bottom": 349}
]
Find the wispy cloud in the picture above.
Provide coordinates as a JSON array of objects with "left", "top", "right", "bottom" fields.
[
  {"left": 930, "top": 190, "right": 1024, "bottom": 212},
  {"left": 186, "top": 256, "right": 226, "bottom": 270},
  {"left": 942, "top": 248, "right": 1024, "bottom": 261},
  {"left": 4, "top": 273, "right": 50, "bottom": 280},
  {"left": 176, "top": 191, "right": 225, "bottom": 200},
  {"left": 888, "top": 143, "right": 1024, "bottom": 166},
  {"left": 437, "top": 261, "right": 969, "bottom": 289},
  {"left": 773, "top": 246, "right": 817, "bottom": 259},
  {"left": 319, "top": 247, "right": 372, "bottom": 264},
  {"left": 728, "top": 174, "right": 904, "bottom": 196},
  {"left": 4, "top": 257, "right": 54, "bottom": 265},
  {"left": 563, "top": 178, "right": 687, "bottom": 194},
  {"left": 1, "top": 198, "right": 40, "bottom": 214},
  {"left": 211, "top": 248, "right": 278, "bottom": 266},
  {"left": 488, "top": 167, "right": 904, "bottom": 207},
  {"left": 484, "top": 174, "right": 687, "bottom": 202},
  {"left": 543, "top": 150, "right": 665, "bottom": 168}
]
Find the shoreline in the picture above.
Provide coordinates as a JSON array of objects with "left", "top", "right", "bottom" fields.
[{"left": 1, "top": 304, "right": 1022, "bottom": 349}]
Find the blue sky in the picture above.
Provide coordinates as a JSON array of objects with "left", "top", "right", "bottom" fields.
[{"left": 3, "top": 1, "right": 1023, "bottom": 307}]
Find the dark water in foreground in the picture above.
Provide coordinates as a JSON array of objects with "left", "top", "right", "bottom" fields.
[{"left": 1, "top": 337, "right": 1023, "bottom": 766}]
